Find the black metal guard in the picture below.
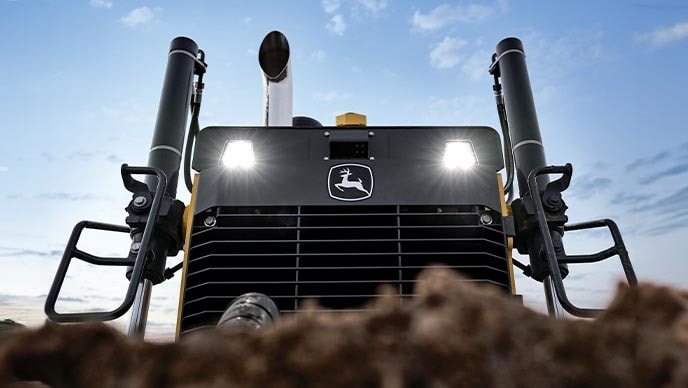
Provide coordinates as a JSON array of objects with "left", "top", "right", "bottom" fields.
[
  {"left": 44, "top": 165, "right": 167, "bottom": 322},
  {"left": 528, "top": 164, "right": 638, "bottom": 318}
]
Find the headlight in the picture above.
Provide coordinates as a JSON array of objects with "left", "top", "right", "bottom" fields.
[
  {"left": 443, "top": 141, "right": 477, "bottom": 169},
  {"left": 220, "top": 140, "right": 255, "bottom": 168}
]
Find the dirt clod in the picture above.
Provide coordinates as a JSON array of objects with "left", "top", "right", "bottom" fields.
[{"left": 1, "top": 269, "right": 687, "bottom": 388}]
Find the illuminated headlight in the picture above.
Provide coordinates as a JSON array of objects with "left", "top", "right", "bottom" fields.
[
  {"left": 220, "top": 140, "right": 255, "bottom": 168},
  {"left": 443, "top": 141, "right": 477, "bottom": 169}
]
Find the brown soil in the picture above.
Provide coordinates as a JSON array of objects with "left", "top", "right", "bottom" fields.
[{"left": 1, "top": 269, "right": 687, "bottom": 388}]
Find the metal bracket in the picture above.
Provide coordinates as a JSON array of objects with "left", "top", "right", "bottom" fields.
[
  {"left": 527, "top": 164, "right": 638, "bottom": 318},
  {"left": 44, "top": 165, "right": 167, "bottom": 322}
]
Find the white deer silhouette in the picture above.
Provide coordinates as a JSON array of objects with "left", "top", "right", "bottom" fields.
[{"left": 335, "top": 168, "right": 370, "bottom": 195}]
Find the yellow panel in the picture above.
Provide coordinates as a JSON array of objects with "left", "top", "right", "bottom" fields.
[
  {"left": 497, "top": 173, "right": 516, "bottom": 294},
  {"left": 175, "top": 173, "right": 199, "bottom": 341},
  {"left": 336, "top": 112, "right": 367, "bottom": 126}
]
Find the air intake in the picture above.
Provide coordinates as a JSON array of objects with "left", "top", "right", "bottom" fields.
[{"left": 179, "top": 204, "right": 510, "bottom": 335}]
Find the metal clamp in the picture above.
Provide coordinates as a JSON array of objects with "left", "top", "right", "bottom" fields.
[
  {"left": 528, "top": 164, "right": 638, "bottom": 318},
  {"left": 44, "top": 165, "right": 167, "bottom": 322}
]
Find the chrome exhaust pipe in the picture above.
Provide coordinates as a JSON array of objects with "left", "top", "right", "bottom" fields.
[
  {"left": 217, "top": 293, "right": 280, "bottom": 330},
  {"left": 259, "top": 31, "right": 292, "bottom": 126}
]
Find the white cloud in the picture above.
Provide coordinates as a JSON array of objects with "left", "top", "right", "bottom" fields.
[
  {"left": 120, "top": 6, "right": 154, "bottom": 27},
  {"left": 89, "top": 0, "right": 112, "bottom": 9},
  {"left": 635, "top": 21, "right": 688, "bottom": 47},
  {"left": 327, "top": 14, "right": 347, "bottom": 35},
  {"left": 356, "top": 0, "right": 388, "bottom": 14},
  {"left": 310, "top": 50, "right": 326, "bottom": 62},
  {"left": 0, "top": 166, "right": 8, "bottom": 172},
  {"left": 313, "top": 91, "right": 352, "bottom": 102},
  {"left": 322, "top": 0, "right": 340, "bottom": 13},
  {"left": 412, "top": 2, "right": 503, "bottom": 32},
  {"left": 430, "top": 36, "right": 467, "bottom": 69},
  {"left": 243, "top": 16, "right": 252, "bottom": 24}
]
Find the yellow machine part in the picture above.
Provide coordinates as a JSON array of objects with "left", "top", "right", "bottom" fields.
[
  {"left": 336, "top": 112, "right": 367, "bottom": 126},
  {"left": 176, "top": 173, "right": 199, "bottom": 341},
  {"left": 497, "top": 173, "right": 516, "bottom": 294}
]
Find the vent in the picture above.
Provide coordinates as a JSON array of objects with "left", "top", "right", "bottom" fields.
[{"left": 180, "top": 205, "right": 510, "bottom": 335}]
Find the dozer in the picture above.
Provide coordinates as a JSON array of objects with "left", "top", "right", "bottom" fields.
[{"left": 44, "top": 31, "right": 638, "bottom": 339}]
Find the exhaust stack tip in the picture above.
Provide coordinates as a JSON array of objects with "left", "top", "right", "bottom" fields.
[
  {"left": 217, "top": 292, "right": 280, "bottom": 330},
  {"left": 259, "top": 30, "right": 293, "bottom": 126},
  {"left": 259, "top": 31, "right": 290, "bottom": 81},
  {"left": 496, "top": 37, "right": 524, "bottom": 55}
]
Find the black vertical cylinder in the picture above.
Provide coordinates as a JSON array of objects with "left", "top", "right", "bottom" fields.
[
  {"left": 132, "top": 37, "right": 197, "bottom": 285},
  {"left": 497, "top": 37, "right": 568, "bottom": 284},
  {"left": 496, "top": 37, "right": 548, "bottom": 196},
  {"left": 146, "top": 37, "right": 198, "bottom": 197}
]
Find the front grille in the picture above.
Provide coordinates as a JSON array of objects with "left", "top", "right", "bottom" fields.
[{"left": 180, "top": 205, "right": 510, "bottom": 335}]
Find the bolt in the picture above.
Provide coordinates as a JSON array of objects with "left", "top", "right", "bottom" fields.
[
  {"left": 324, "top": 131, "right": 330, "bottom": 137},
  {"left": 437, "top": 207, "right": 443, "bottom": 213},
  {"left": 544, "top": 194, "right": 562, "bottom": 211},
  {"left": 324, "top": 156, "right": 330, "bottom": 161},
  {"left": 368, "top": 131, "right": 375, "bottom": 137},
  {"left": 369, "top": 156, "right": 375, "bottom": 160},
  {"left": 133, "top": 196, "right": 147, "bottom": 207},
  {"left": 130, "top": 242, "right": 142, "bottom": 253},
  {"left": 480, "top": 213, "right": 493, "bottom": 225},
  {"left": 204, "top": 216, "right": 217, "bottom": 227}
]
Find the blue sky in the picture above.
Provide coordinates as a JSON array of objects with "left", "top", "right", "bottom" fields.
[{"left": 1, "top": 0, "right": 687, "bottom": 340}]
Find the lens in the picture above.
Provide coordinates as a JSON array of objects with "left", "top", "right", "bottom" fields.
[
  {"left": 443, "top": 141, "right": 477, "bottom": 169},
  {"left": 220, "top": 140, "right": 255, "bottom": 168}
]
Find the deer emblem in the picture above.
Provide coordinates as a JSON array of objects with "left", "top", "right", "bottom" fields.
[{"left": 335, "top": 168, "right": 370, "bottom": 196}]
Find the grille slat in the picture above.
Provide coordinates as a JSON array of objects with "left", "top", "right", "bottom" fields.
[
  {"left": 180, "top": 205, "right": 510, "bottom": 336},
  {"left": 189, "top": 251, "right": 507, "bottom": 259}
]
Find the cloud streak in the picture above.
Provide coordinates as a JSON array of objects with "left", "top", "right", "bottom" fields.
[
  {"left": 634, "top": 184, "right": 688, "bottom": 214},
  {"left": 0, "top": 247, "right": 63, "bottom": 259},
  {"left": 430, "top": 36, "right": 467, "bottom": 69},
  {"left": 635, "top": 20, "right": 688, "bottom": 47},
  {"left": 412, "top": 2, "right": 504, "bottom": 32},
  {"left": 120, "top": 6, "right": 155, "bottom": 27},
  {"left": 567, "top": 174, "right": 613, "bottom": 198},
  {"left": 356, "top": 0, "right": 387, "bottom": 14},
  {"left": 326, "top": 14, "right": 347, "bottom": 35},
  {"left": 610, "top": 192, "right": 655, "bottom": 206},
  {"left": 322, "top": 0, "right": 340, "bottom": 14},
  {"left": 6, "top": 192, "right": 106, "bottom": 201},
  {"left": 106, "top": 154, "right": 124, "bottom": 164},
  {"left": 89, "top": 0, "right": 112, "bottom": 9},
  {"left": 626, "top": 150, "right": 670, "bottom": 172},
  {"left": 638, "top": 162, "right": 688, "bottom": 185},
  {"left": 68, "top": 151, "right": 93, "bottom": 161},
  {"left": 36, "top": 192, "right": 101, "bottom": 201}
]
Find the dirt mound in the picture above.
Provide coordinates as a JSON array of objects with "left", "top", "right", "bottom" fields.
[
  {"left": 0, "top": 320, "right": 24, "bottom": 338},
  {"left": 1, "top": 269, "right": 687, "bottom": 387}
]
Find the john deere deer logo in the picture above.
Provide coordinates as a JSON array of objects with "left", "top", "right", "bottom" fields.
[{"left": 328, "top": 164, "right": 373, "bottom": 201}]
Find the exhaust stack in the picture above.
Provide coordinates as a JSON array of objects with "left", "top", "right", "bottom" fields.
[{"left": 259, "top": 31, "right": 293, "bottom": 126}]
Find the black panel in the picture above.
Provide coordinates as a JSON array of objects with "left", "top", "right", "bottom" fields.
[
  {"left": 191, "top": 126, "right": 505, "bottom": 214},
  {"left": 180, "top": 205, "right": 510, "bottom": 336},
  {"left": 193, "top": 126, "right": 504, "bottom": 170},
  {"left": 194, "top": 161, "right": 503, "bottom": 213}
]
